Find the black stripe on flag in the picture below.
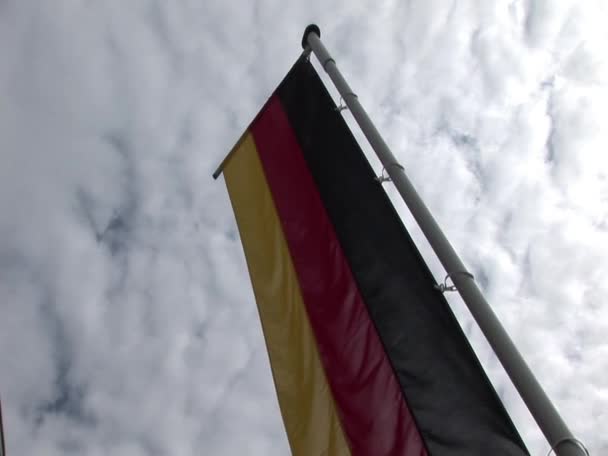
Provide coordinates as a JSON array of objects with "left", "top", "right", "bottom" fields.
[{"left": 277, "top": 58, "right": 529, "bottom": 456}]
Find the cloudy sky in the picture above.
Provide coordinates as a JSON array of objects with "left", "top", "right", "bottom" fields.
[{"left": 0, "top": 0, "right": 606, "bottom": 454}]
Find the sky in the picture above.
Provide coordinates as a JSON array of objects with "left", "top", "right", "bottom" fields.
[{"left": 0, "top": 0, "right": 606, "bottom": 455}]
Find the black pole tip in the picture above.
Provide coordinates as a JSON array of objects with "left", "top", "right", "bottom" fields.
[{"left": 301, "top": 24, "right": 321, "bottom": 49}]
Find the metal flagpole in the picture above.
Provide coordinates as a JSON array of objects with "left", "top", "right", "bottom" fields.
[
  {"left": 0, "top": 397, "right": 6, "bottom": 456},
  {"left": 301, "top": 24, "right": 587, "bottom": 456}
]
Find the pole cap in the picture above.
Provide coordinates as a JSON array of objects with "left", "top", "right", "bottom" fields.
[{"left": 301, "top": 24, "right": 321, "bottom": 49}]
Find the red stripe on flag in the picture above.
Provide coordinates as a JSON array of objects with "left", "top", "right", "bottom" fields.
[{"left": 250, "top": 96, "right": 427, "bottom": 456}]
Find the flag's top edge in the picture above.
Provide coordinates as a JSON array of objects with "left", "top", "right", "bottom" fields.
[
  {"left": 212, "top": 130, "right": 249, "bottom": 179},
  {"left": 212, "top": 49, "right": 312, "bottom": 180}
]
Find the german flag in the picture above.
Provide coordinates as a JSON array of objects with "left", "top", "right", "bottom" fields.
[{"left": 216, "top": 55, "right": 529, "bottom": 456}]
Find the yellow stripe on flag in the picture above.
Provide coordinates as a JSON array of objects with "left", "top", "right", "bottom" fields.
[{"left": 224, "top": 133, "right": 351, "bottom": 456}]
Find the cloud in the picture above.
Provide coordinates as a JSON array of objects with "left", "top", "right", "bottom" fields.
[{"left": 0, "top": 0, "right": 605, "bottom": 454}]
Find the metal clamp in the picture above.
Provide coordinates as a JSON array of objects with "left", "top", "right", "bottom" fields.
[
  {"left": 335, "top": 93, "right": 358, "bottom": 112},
  {"left": 546, "top": 438, "right": 589, "bottom": 456},
  {"left": 375, "top": 163, "right": 404, "bottom": 183},
  {"left": 435, "top": 271, "right": 474, "bottom": 293}
]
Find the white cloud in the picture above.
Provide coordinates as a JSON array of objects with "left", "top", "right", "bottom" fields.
[{"left": 0, "top": 0, "right": 605, "bottom": 454}]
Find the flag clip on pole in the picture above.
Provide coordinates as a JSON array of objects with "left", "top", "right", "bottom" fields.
[{"left": 301, "top": 24, "right": 586, "bottom": 456}]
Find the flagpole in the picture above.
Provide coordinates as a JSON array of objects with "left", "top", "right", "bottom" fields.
[
  {"left": 302, "top": 24, "right": 586, "bottom": 456},
  {"left": 0, "top": 397, "right": 6, "bottom": 456}
]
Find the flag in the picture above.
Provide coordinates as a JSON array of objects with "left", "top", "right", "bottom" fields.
[{"left": 218, "top": 55, "right": 529, "bottom": 455}]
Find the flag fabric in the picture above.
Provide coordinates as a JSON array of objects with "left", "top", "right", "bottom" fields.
[{"left": 219, "top": 55, "right": 529, "bottom": 456}]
